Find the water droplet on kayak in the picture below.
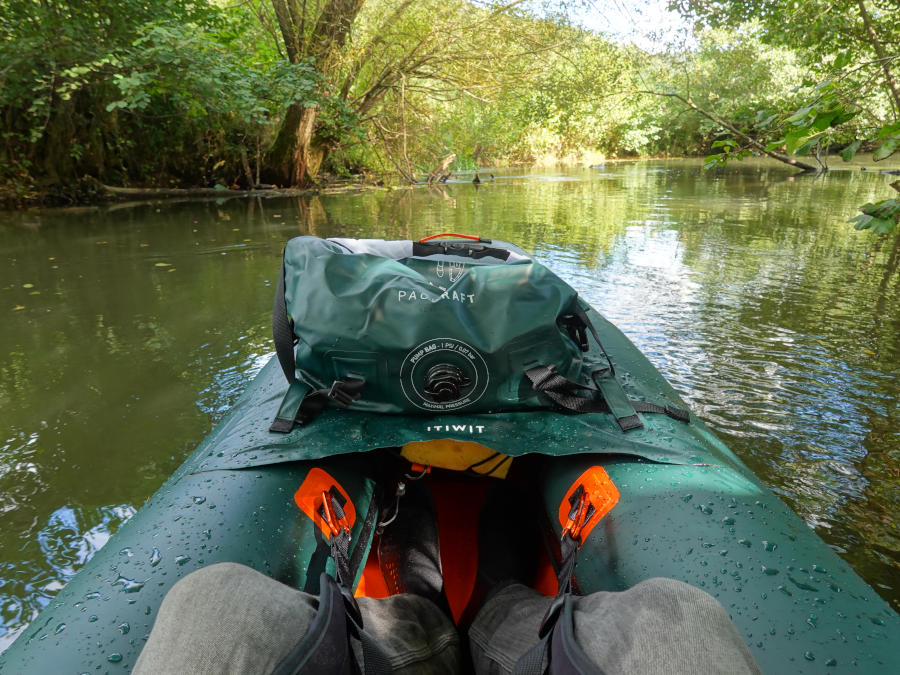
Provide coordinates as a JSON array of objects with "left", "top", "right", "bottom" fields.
[
  {"left": 763, "top": 540, "right": 776, "bottom": 552},
  {"left": 193, "top": 496, "right": 206, "bottom": 504},
  {"left": 870, "top": 616, "right": 885, "bottom": 626},
  {"left": 89, "top": 615, "right": 98, "bottom": 622},
  {"left": 722, "top": 517, "right": 735, "bottom": 525},
  {"left": 114, "top": 576, "right": 145, "bottom": 593},
  {"left": 175, "top": 555, "right": 191, "bottom": 565},
  {"left": 812, "top": 564, "right": 827, "bottom": 574},
  {"left": 699, "top": 504, "right": 713, "bottom": 515},
  {"left": 762, "top": 566, "right": 779, "bottom": 576},
  {"left": 150, "top": 548, "right": 161, "bottom": 566},
  {"left": 825, "top": 658, "right": 837, "bottom": 666},
  {"left": 738, "top": 539, "right": 752, "bottom": 547},
  {"left": 119, "top": 548, "right": 133, "bottom": 557},
  {"left": 108, "top": 653, "right": 123, "bottom": 663},
  {"left": 804, "top": 651, "right": 815, "bottom": 661},
  {"left": 118, "top": 622, "right": 130, "bottom": 634},
  {"left": 807, "top": 614, "right": 818, "bottom": 628},
  {"left": 55, "top": 623, "right": 66, "bottom": 634}
]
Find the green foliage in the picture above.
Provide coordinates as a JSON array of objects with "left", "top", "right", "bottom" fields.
[{"left": 851, "top": 198, "right": 900, "bottom": 234}]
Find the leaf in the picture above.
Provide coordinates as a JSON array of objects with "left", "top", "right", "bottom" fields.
[
  {"left": 811, "top": 111, "right": 839, "bottom": 132},
  {"left": 874, "top": 138, "right": 899, "bottom": 161},
  {"left": 154, "top": 262, "right": 172, "bottom": 267},
  {"left": 764, "top": 139, "right": 785, "bottom": 152},
  {"left": 833, "top": 52, "right": 852, "bottom": 69},
  {"left": 840, "top": 140, "right": 862, "bottom": 162},
  {"left": 876, "top": 122, "right": 900, "bottom": 140},
  {"left": 786, "top": 106, "right": 813, "bottom": 124},
  {"left": 785, "top": 129, "right": 813, "bottom": 154},
  {"left": 850, "top": 214, "right": 874, "bottom": 230}
]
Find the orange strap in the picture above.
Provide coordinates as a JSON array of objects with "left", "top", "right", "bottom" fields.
[
  {"left": 558, "top": 466, "right": 619, "bottom": 545},
  {"left": 294, "top": 468, "right": 357, "bottom": 539},
  {"left": 419, "top": 233, "right": 483, "bottom": 243}
]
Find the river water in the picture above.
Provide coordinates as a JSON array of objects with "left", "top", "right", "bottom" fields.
[{"left": 1, "top": 159, "right": 898, "bottom": 650}]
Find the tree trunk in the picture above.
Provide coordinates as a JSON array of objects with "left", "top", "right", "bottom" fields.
[
  {"left": 269, "top": 104, "right": 325, "bottom": 187},
  {"left": 267, "top": 0, "right": 365, "bottom": 187}
]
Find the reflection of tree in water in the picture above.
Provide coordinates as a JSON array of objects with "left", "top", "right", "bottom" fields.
[{"left": 0, "top": 504, "right": 135, "bottom": 652}]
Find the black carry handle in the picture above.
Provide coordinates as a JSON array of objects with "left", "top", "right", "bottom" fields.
[{"left": 412, "top": 240, "right": 511, "bottom": 261}]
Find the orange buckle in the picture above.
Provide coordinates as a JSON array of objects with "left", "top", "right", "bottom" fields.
[
  {"left": 557, "top": 466, "right": 619, "bottom": 546},
  {"left": 294, "top": 468, "right": 357, "bottom": 540}
]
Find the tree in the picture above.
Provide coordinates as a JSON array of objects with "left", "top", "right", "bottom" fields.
[{"left": 670, "top": 0, "right": 900, "bottom": 232}]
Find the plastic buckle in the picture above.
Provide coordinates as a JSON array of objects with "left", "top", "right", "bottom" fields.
[
  {"left": 327, "top": 379, "right": 360, "bottom": 408},
  {"left": 557, "top": 466, "right": 619, "bottom": 547},
  {"left": 561, "top": 487, "right": 592, "bottom": 545},
  {"left": 320, "top": 489, "right": 351, "bottom": 538}
]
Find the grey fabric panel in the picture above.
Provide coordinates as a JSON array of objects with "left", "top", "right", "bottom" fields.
[
  {"left": 133, "top": 562, "right": 459, "bottom": 675},
  {"left": 133, "top": 563, "right": 319, "bottom": 675},
  {"left": 469, "top": 579, "right": 761, "bottom": 675},
  {"left": 329, "top": 238, "right": 415, "bottom": 258}
]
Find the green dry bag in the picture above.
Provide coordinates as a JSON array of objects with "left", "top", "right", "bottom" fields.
[{"left": 269, "top": 236, "right": 628, "bottom": 432}]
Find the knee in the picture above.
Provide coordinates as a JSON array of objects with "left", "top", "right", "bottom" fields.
[{"left": 164, "top": 562, "right": 255, "bottom": 608}]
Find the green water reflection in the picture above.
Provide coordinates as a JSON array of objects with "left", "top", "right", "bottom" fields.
[{"left": 1, "top": 159, "right": 898, "bottom": 650}]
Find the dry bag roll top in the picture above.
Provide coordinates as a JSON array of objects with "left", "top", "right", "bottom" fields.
[{"left": 270, "top": 235, "right": 687, "bottom": 433}]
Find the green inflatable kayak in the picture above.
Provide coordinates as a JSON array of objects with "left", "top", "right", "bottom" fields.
[{"left": 2, "top": 235, "right": 898, "bottom": 673}]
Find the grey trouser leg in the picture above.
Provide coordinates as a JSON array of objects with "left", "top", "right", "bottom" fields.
[
  {"left": 469, "top": 578, "right": 761, "bottom": 675},
  {"left": 133, "top": 562, "right": 459, "bottom": 675}
]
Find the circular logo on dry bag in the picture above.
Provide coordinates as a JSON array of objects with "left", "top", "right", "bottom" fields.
[{"left": 399, "top": 338, "right": 490, "bottom": 412}]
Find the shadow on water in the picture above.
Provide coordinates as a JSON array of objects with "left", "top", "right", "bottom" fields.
[{"left": 1, "top": 159, "right": 898, "bottom": 650}]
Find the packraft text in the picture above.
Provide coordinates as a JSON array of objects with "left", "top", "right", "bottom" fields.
[{"left": 398, "top": 289, "right": 475, "bottom": 304}]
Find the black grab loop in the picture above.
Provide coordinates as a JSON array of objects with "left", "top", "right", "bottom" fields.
[
  {"left": 525, "top": 364, "right": 690, "bottom": 432},
  {"left": 412, "top": 240, "right": 512, "bottom": 261}
]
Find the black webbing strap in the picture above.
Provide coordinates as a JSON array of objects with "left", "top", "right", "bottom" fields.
[
  {"left": 513, "top": 535, "right": 605, "bottom": 675},
  {"left": 272, "top": 256, "right": 297, "bottom": 384},
  {"left": 330, "top": 527, "right": 353, "bottom": 588},
  {"left": 525, "top": 365, "right": 690, "bottom": 431},
  {"left": 412, "top": 241, "right": 512, "bottom": 260},
  {"left": 525, "top": 365, "right": 610, "bottom": 415},
  {"left": 348, "top": 494, "right": 381, "bottom": 582},
  {"left": 574, "top": 305, "right": 615, "bottom": 378},
  {"left": 279, "top": 489, "right": 391, "bottom": 675},
  {"left": 631, "top": 400, "right": 691, "bottom": 423},
  {"left": 329, "top": 509, "right": 392, "bottom": 675}
]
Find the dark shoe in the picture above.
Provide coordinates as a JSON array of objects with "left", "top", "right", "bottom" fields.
[
  {"left": 459, "top": 481, "right": 543, "bottom": 629},
  {"left": 377, "top": 479, "right": 452, "bottom": 616},
  {"left": 476, "top": 481, "right": 542, "bottom": 591}
]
